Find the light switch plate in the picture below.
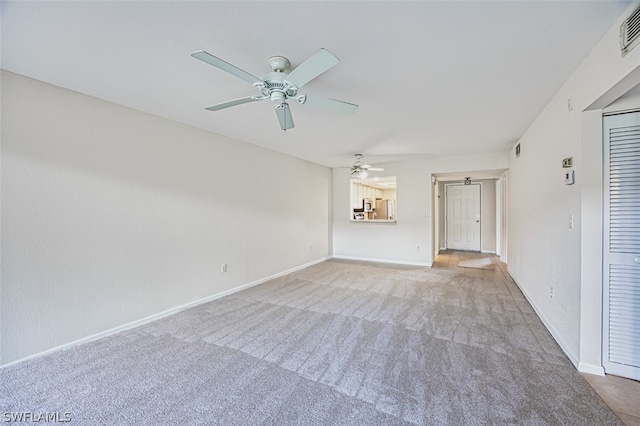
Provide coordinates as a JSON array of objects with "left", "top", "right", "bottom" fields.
[{"left": 565, "top": 170, "right": 575, "bottom": 185}]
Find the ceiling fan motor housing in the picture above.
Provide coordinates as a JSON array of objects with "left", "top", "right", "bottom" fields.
[{"left": 259, "top": 71, "right": 301, "bottom": 107}]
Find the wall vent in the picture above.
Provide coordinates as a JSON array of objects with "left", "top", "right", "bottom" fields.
[{"left": 621, "top": 3, "right": 640, "bottom": 56}]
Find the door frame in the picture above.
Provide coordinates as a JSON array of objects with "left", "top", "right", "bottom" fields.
[
  {"left": 497, "top": 171, "right": 508, "bottom": 263},
  {"left": 444, "top": 182, "right": 482, "bottom": 251}
]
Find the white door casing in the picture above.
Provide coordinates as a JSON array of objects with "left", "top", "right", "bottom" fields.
[
  {"left": 603, "top": 112, "right": 640, "bottom": 381},
  {"left": 446, "top": 183, "right": 481, "bottom": 251}
]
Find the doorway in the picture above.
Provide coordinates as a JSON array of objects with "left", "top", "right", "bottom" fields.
[{"left": 445, "top": 183, "right": 481, "bottom": 251}]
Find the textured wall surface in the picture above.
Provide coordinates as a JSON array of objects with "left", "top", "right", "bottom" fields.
[
  {"left": 507, "top": 3, "right": 640, "bottom": 367},
  {"left": 1, "top": 71, "right": 331, "bottom": 364}
]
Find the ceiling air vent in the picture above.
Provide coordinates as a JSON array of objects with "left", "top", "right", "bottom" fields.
[{"left": 621, "top": 3, "right": 640, "bottom": 56}]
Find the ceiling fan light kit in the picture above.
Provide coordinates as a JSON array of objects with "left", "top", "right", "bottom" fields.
[
  {"left": 191, "top": 48, "right": 358, "bottom": 131},
  {"left": 350, "top": 154, "right": 384, "bottom": 178}
]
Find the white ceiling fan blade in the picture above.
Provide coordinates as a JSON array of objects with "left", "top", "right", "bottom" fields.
[
  {"left": 205, "top": 96, "right": 260, "bottom": 111},
  {"left": 303, "top": 95, "right": 358, "bottom": 114},
  {"left": 285, "top": 48, "right": 339, "bottom": 89},
  {"left": 367, "top": 167, "right": 385, "bottom": 171},
  {"left": 191, "top": 50, "right": 262, "bottom": 85},
  {"left": 274, "top": 103, "right": 295, "bottom": 130}
]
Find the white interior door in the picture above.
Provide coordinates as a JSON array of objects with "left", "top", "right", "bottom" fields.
[
  {"left": 603, "top": 112, "right": 640, "bottom": 380},
  {"left": 446, "top": 183, "right": 481, "bottom": 251}
]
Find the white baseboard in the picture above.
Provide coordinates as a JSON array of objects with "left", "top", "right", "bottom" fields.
[
  {"left": 481, "top": 250, "right": 496, "bottom": 254},
  {"left": 507, "top": 268, "right": 579, "bottom": 368},
  {"left": 331, "top": 255, "right": 431, "bottom": 267},
  {"left": 1, "top": 257, "right": 329, "bottom": 369},
  {"left": 578, "top": 362, "right": 605, "bottom": 376}
]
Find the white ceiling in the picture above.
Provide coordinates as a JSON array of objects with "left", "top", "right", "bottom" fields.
[{"left": 1, "top": 1, "right": 631, "bottom": 168}]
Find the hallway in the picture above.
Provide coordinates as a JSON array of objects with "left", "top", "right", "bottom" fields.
[{"left": 433, "top": 250, "right": 640, "bottom": 425}]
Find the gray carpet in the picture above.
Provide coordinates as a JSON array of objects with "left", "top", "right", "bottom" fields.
[{"left": 1, "top": 258, "right": 621, "bottom": 425}]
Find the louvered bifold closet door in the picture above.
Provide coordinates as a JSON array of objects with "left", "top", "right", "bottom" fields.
[{"left": 603, "top": 112, "right": 640, "bottom": 381}]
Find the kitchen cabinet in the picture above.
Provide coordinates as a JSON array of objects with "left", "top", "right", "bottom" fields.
[
  {"left": 383, "top": 188, "right": 396, "bottom": 200},
  {"left": 351, "top": 183, "right": 388, "bottom": 210},
  {"left": 351, "top": 182, "right": 357, "bottom": 208},
  {"left": 363, "top": 185, "right": 381, "bottom": 200},
  {"left": 352, "top": 182, "right": 365, "bottom": 209}
]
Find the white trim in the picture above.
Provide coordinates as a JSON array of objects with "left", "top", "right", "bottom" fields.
[
  {"left": 1, "top": 257, "right": 329, "bottom": 369},
  {"left": 481, "top": 250, "right": 496, "bottom": 254},
  {"left": 331, "top": 255, "right": 431, "bottom": 267},
  {"left": 495, "top": 179, "right": 501, "bottom": 257},
  {"left": 507, "top": 268, "right": 579, "bottom": 368},
  {"left": 499, "top": 171, "right": 508, "bottom": 264},
  {"left": 578, "top": 362, "right": 605, "bottom": 376}
]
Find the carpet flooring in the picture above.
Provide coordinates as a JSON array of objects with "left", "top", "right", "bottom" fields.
[{"left": 1, "top": 257, "right": 622, "bottom": 425}]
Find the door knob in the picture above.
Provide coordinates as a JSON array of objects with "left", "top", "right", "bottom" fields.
[{"left": 634, "top": 257, "right": 640, "bottom": 264}]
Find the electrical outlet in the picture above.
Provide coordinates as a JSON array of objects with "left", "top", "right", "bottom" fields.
[
  {"left": 569, "top": 215, "right": 574, "bottom": 229},
  {"left": 416, "top": 244, "right": 420, "bottom": 251},
  {"left": 221, "top": 264, "right": 227, "bottom": 273},
  {"left": 567, "top": 97, "right": 573, "bottom": 113},
  {"left": 550, "top": 286, "right": 554, "bottom": 299},
  {"left": 308, "top": 244, "right": 312, "bottom": 251}
]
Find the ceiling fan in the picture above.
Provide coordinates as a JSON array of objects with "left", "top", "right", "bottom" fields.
[
  {"left": 191, "top": 48, "right": 358, "bottom": 131},
  {"left": 350, "top": 154, "right": 384, "bottom": 178}
]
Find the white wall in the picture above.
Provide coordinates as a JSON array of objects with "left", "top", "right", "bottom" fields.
[
  {"left": 333, "top": 152, "right": 508, "bottom": 266},
  {"left": 1, "top": 71, "right": 332, "bottom": 365},
  {"left": 507, "top": 3, "right": 640, "bottom": 369},
  {"left": 481, "top": 181, "right": 497, "bottom": 253}
]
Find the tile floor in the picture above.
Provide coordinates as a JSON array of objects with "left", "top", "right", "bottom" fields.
[
  {"left": 433, "top": 250, "right": 640, "bottom": 426},
  {"left": 582, "top": 373, "right": 640, "bottom": 426}
]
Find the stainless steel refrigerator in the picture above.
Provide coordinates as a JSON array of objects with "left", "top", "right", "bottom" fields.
[{"left": 375, "top": 199, "right": 395, "bottom": 220}]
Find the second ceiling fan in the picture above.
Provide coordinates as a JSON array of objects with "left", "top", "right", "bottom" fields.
[
  {"left": 350, "top": 154, "right": 384, "bottom": 178},
  {"left": 192, "top": 48, "right": 358, "bottom": 131}
]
